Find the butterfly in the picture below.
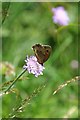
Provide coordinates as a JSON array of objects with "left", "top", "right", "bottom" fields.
[{"left": 32, "top": 44, "right": 52, "bottom": 65}]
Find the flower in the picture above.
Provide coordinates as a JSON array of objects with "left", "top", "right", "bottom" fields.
[
  {"left": 0, "top": 62, "right": 15, "bottom": 76},
  {"left": 52, "top": 6, "right": 70, "bottom": 26},
  {"left": 23, "top": 56, "right": 45, "bottom": 77},
  {"left": 70, "top": 60, "right": 79, "bottom": 69}
]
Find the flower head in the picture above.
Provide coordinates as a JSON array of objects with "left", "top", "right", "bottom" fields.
[
  {"left": 0, "top": 62, "right": 15, "bottom": 76},
  {"left": 52, "top": 6, "right": 70, "bottom": 26},
  {"left": 23, "top": 56, "right": 45, "bottom": 77}
]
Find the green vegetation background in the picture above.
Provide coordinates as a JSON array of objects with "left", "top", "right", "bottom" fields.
[{"left": 1, "top": 2, "right": 78, "bottom": 118}]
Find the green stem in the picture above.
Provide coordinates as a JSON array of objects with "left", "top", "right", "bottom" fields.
[{"left": 4, "top": 69, "right": 26, "bottom": 93}]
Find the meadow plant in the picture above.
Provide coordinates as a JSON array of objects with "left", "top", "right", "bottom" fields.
[
  {"left": 52, "top": 6, "right": 70, "bottom": 26},
  {"left": 1, "top": 2, "right": 79, "bottom": 118}
]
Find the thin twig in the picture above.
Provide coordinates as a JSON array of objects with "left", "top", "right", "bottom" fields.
[
  {"left": 9, "top": 80, "right": 47, "bottom": 118},
  {"left": 0, "top": 80, "right": 14, "bottom": 90},
  {"left": 0, "top": 76, "right": 27, "bottom": 91},
  {"left": 2, "top": 2, "right": 10, "bottom": 24},
  {"left": 53, "top": 76, "right": 80, "bottom": 95},
  {"left": 0, "top": 70, "right": 26, "bottom": 97},
  {"left": 4, "top": 69, "right": 26, "bottom": 93}
]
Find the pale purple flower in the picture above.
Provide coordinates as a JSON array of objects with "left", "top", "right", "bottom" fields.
[
  {"left": 23, "top": 56, "right": 45, "bottom": 77},
  {"left": 52, "top": 6, "right": 70, "bottom": 26}
]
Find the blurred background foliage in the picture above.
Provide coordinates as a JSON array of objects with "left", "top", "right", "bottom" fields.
[{"left": 1, "top": 2, "right": 78, "bottom": 118}]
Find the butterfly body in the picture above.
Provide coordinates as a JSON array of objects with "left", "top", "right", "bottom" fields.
[{"left": 32, "top": 44, "right": 52, "bottom": 65}]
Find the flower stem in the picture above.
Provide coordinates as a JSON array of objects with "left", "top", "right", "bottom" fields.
[{"left": 4, "top": 69, "right": 26, "bottom": 93}]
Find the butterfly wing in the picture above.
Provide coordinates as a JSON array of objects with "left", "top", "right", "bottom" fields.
[
  {"left": 32, "top": 44, "right": 52, "bottom": 64},
  {"left": 43, "top": 45, "right": 52, "bottom": 62},
  {"left": 32, "top": 44, "right": 45, "bottom": 64}
]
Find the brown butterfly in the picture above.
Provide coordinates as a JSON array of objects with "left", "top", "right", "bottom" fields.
[{"left": 32, "top": 44, "right": 52, "bottom": 65}]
